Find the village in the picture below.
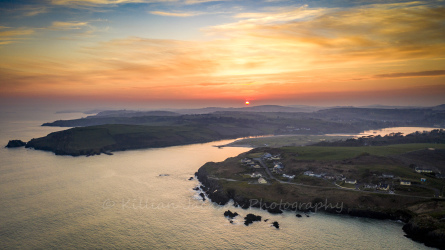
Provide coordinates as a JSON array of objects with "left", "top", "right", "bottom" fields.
[{"left": 240, "top": 152, "right": 444, "bottom": 197}]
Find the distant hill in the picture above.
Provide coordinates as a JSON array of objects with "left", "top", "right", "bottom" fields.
[
  {"left": 171, "top": 105, "right": 319, "bottom": 114},
  {"left": 358, "top": 105, "right": 427, "bottom": 109},
  {"left": 94, "top": 110, "right": 180, "bottom": 117},
  {"left": 432, "top": 104, "right": 445, "bottom": 110}
]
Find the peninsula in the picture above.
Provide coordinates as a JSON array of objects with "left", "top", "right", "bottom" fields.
[
  {"left": 24, "top": 124, "right": 225, "bottom": 156},
  {"left": 195, "top": 132, "right": 445, "bottom": 249}
]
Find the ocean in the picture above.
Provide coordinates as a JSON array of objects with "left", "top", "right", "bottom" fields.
[{"left": 0, "top": 108, "right": 432, "bottom": 249}]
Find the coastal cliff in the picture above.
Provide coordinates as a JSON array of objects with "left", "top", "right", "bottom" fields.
[
  {"left": 402, "top": 211, "right": 445, "bottom": 249},
  {"left": 196, "top": 163, "right": 414, "bottom": 219},
  {"left": 195, "top": 146, "right": 445, "bottom": 249}
]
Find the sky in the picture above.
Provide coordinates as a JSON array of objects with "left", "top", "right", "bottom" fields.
[{"left": 1, "top": 0, "right": 445, "bottom": 109}]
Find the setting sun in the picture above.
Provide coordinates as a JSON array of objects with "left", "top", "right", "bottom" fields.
[{"left": 245, "top": 101, "right": 250, "bottom": 105}]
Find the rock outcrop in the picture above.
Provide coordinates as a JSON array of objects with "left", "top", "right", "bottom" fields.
[
  {"left": 402, "top": 215, "right": 445, "bottom": 250},
  {"left": 244, "top": 214, "right": 262, "bottom": 226},
  {"left": 224, "top": 210, "right": 239, "bottom": 219},
  {"left": 5, "top": 140, "right": 26, "bottom": 148}
]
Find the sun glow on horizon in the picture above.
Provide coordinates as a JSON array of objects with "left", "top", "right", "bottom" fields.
[{"left": 0, "top": 1, "right": 444, "bottom": 106}]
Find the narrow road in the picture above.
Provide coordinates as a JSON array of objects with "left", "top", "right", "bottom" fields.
[{"left": 253, "top": 157, "right": 276, "bottom": 180}]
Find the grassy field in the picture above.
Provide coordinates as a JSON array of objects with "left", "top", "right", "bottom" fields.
[
  {"left": 281, "top": 143, "right": 445, "bottom": 161},
  {"left": 227, "top": 135, "right": 352, "bottom": 148},
  {"left": 204, "top": 142, "right": 445, "bottom": 200}
]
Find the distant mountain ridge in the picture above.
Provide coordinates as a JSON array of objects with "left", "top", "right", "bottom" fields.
[{"left": 69, "top": 104, "right": 444, "bottom": 116}]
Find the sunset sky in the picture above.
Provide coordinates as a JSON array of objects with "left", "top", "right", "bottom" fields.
[{"left": 1, "top": 0, "right": 445, "bottom": 108}]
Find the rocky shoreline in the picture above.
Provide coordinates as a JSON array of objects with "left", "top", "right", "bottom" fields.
[
  {"left": 195, "top": 166, "right": 444, "bottom": 249},
  {"left": 5, "top": 124, "right": 229, "bottom": 157}
]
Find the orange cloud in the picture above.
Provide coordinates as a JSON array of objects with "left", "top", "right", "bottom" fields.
[
  {"left": 1, "top": 2, "right": 444, "bottom": 105},
  {"left": 50, "top": 21, "right": 89, "bottom": 29},
  {"left": 149, "top": 11, "right": 196, "bottom": 17},
  {"left": 0, "top": 28, "right": 35, "bottom": 45}
]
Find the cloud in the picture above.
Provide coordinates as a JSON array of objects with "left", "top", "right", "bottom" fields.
[
  {"left": 375, "top": 70, "right": 445, "bottom": 78},
  {"left": 207, "top": 2, "right": 445, "bottom": 66},
  {"left": 50, "top": 21, "right": 89, "bottom": 29},
  {"left": 0, "top": 41, "right": 13, "bottom": 45},
  {"left": 0, "top": 28, "right": 35, "bottom": 45},
  {"left": 22, "top": 6, "right": 49, "bottom": 17},
  {"left": 2, "top": 2, "right": 445, "bottom": 103},
  {"left": 50, "top": 0, "right": 150, "bottom": 6},
  {"left": 149, "top": 11, "right": 195, "bottom": 17},
  {"left": 49, "top": 0, "right": 226, "bottom": 7},
  {"left": 184, "top": 0, "right": 228, "bottom": 4}
]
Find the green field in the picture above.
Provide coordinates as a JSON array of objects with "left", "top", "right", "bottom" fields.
[
  {"left": 281, "top": 143, "right": 445, "bottom": 161},
  {"left": 227, "top": 135, "right": 352, "bottom": 148}
]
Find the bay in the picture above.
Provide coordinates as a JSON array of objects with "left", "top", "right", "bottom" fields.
[{"left": 0, "top": 109, "right": 433, "bottom": 249}]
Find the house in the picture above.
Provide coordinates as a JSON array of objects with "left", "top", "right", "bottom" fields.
[
  {"left": 251, "top": 172, "right": 262, "bottom": 178},
  {"left": 378, "top": 183, "right": 390, "bottom": 191},
  {"left": 363, "top": 183, "right": 378, "bottom": 189},
  {"left": 262, "top": 153, "right": 272, "bottom": 159},
  {"left": 283, "top": 174, "right": 295, "bottom": 179},
  {"left": 400, "top": 180, "right": 411, "bottom": 185},
  {"left": 241, "top": 158, "right": 253, "bottom": 164},
  {"left": 345, "top": 179, "right": 357, "bottom": 184},
  {"left": 258, "top": 177, "right": 267, "bottom": 184},
  {"left": 382, "top": 173, "right": 394, "bottom": 178},
  {"left": 336, "top": 175, "right": 346, "bottom": 181},
  {"left": 415, "top": 167, "right": 433, "bottom": 173},
  {"left": 252, "top": 164, "right": 262, "bottom": 169},
  {"left": 271, "top": 154, "right": 281, "bottom": 160},
  {"left": 324, "top": 175, "right": 335, "bottom": 180},
  {"left": 274, "top": 163, "right": 284, "bottom": 170},
  {"left": 304, "top": 171, "right": 313, "bottom": 176}
]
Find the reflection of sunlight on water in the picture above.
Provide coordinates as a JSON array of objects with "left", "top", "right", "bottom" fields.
[
  {"left": 326, "top": 127, "right": 443, "bottom": 138},
  {"left": 0, "top": 111, "right": 434, "bottom": 249}
]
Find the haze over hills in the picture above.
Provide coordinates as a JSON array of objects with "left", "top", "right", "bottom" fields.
[
  {"left": 24, "top": 103, "right": 445, "bottom": 157},
  {"left": 46, "top": 104, "right": 445, "bottom": 129}
]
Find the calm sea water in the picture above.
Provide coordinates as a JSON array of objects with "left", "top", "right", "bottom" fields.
[{"left": 0, "top": 109, "right": 433, "bottom": 249}]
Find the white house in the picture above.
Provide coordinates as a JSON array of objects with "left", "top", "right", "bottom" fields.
[
  {"left": 400, "top": 180, "right": 411, "bottom": 186},
  {"left": 271, "top": 155, "right": 281, "bottom": 160},
  {"left": 345, "top": 179, "right": 357, "bottom": 184},
  {"left": 415, "top": 167, "right": 433, "bottom": 173},
  {"left": 274, "top": 163, "right": 284, "bottom": 169},
  {"left": 382, "top": 173, "right": 394, "bottom": 178},
  {"left": 379, "top": 183, "right": 390, "bottom": 191},
  {"left": 262, "top": 153, "right": 272, "bottom": 159},
  {"left": 258, "top": 177, "right": 267, "bottom": 184},
  {"left": 251, "top": 172, "right": 262, "bottom": 178},
  {"left": 304, "top": 171, "right": 313, "bottom": 176}
]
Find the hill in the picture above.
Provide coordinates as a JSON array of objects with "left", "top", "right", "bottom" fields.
[{"left": 25, "top": 124, "right": 223, "bottom": 156}]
